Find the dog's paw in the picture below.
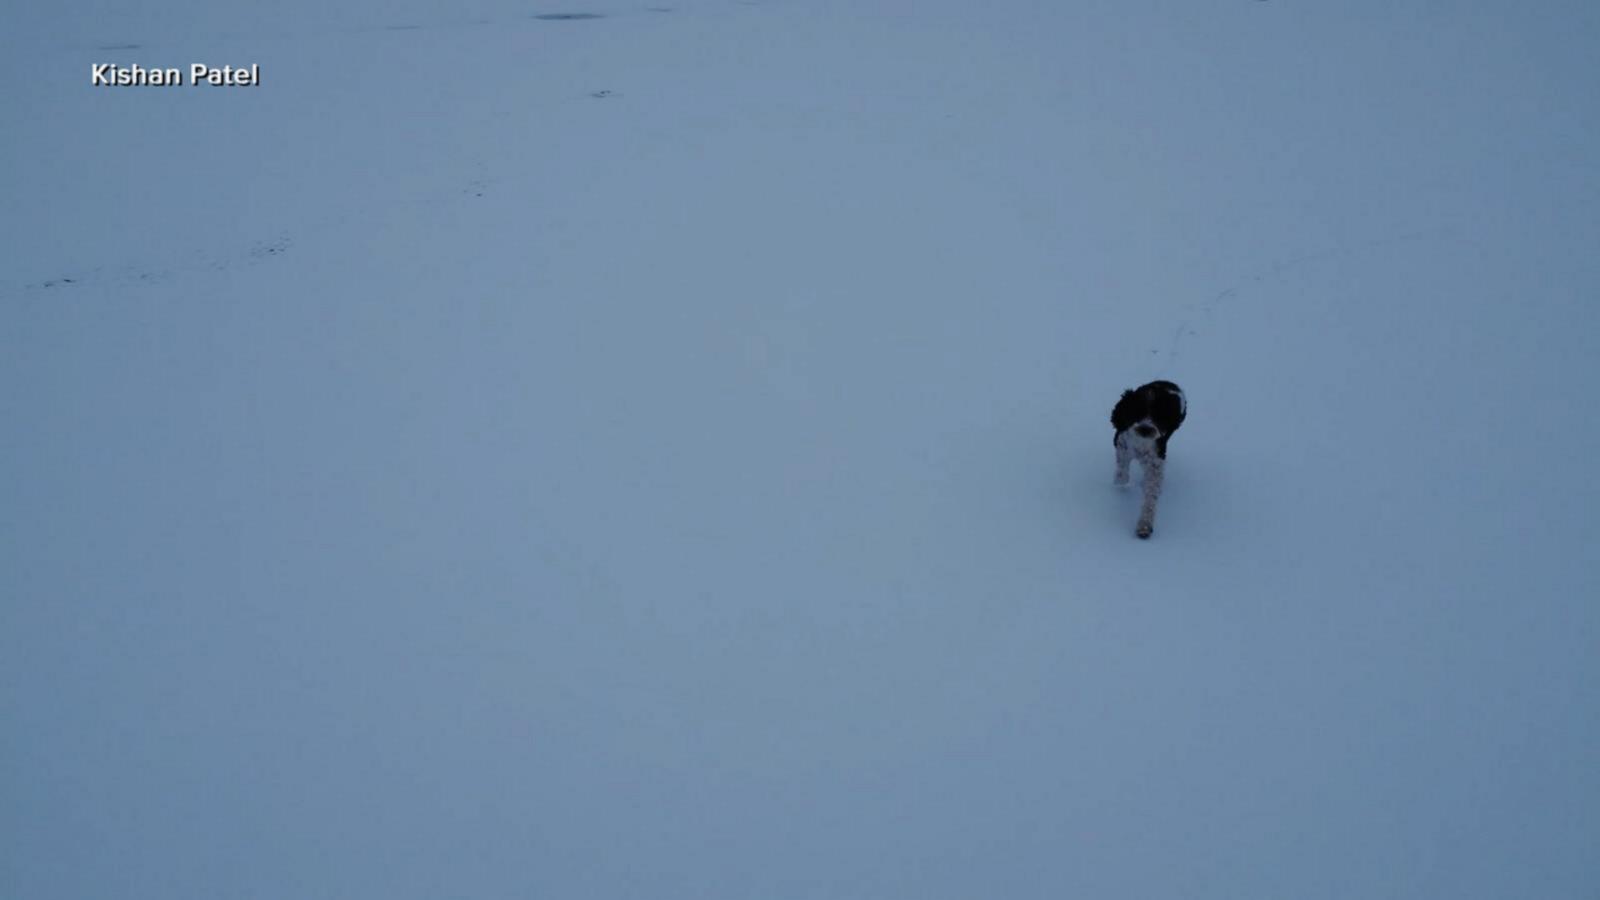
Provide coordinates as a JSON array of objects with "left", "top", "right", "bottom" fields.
[
  {"left": 1135, "top": 522, "right": 1153, "bottom": 539},
  {"left": 1113, "top": 473, "right": 1130, "bottom": 488}
]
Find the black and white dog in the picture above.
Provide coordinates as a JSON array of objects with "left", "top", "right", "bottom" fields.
[{"left": 1111, "top": 380, "right": 1186, "bottom": 539}]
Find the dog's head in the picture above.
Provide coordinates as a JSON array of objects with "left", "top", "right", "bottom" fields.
[{"left": 1112, "top": 381, "right": 1187, "bottom": 445}]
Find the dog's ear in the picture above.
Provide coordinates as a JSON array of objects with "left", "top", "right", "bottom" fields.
[{"left": 1110, "top": 389, "right": 1137, "bottom": 429}]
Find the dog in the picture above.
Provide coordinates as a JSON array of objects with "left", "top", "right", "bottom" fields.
[{"left": 1111, "top": 380, "right": 1186, "bottom": 539}]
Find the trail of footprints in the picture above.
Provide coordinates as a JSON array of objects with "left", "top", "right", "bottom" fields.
[
  {"left": 9, "top": 236, "right": 292, "bottom": 299},
  {"left": 17, "top": 5, "right": 711, "bottom": 299}
]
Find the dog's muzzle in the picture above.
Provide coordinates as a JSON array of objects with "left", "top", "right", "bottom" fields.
[{"left": 1133, "top": 424, "right": 1158, "bottom": 439}]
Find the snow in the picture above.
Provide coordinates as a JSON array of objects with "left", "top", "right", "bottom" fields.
[{"left": 3, "top": 1, "right": 1598, "bottom": 897}]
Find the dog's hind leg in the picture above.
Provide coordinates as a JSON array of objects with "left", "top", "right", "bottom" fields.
[
  {"left": 1113, "top": 432, "right": 1132, "bottom": 487},
  {"left": 1136, "top": 457, "right": 1163, "bottom": 539}
]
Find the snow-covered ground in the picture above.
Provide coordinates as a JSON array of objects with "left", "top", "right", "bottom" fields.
[{"left": 4, "top": 2, "right": 1598, "bottom": 897}]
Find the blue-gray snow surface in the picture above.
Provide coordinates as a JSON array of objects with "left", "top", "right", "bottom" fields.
[{"left": 4, "top": 1, "right": 1598, "bottom": 898}]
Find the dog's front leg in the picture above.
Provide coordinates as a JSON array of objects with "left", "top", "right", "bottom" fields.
[
  {"left": 1113, "top": 432, "right": 1131, "bottom": 487},
  {"left": 1136, "top": 457, "right": 1163, "bottom": 539}
]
